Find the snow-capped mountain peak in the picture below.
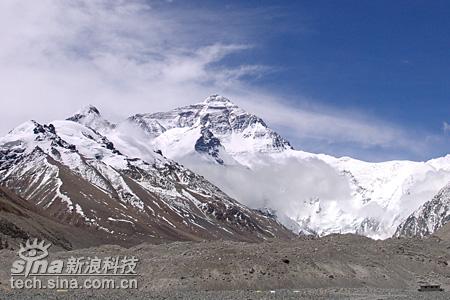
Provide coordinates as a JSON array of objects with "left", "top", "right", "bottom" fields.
[
  {"left": 68, "top": 104, "right": 101, "bottom": 120},
  {"left": 80, "top": 104, "right": 101, "bottom": 115},
  {"left": 201, "top": 94, "right": 237, "bottom": 108},
  {"left": 67, "top": 104, "right": 115, "bottom": 132},
  {"left": 125, "top": 95, "right": 292, "bottom": 164}
]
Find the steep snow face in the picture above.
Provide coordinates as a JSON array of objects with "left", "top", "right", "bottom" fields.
[
  {"left": 129, "top": 95, "right": 292, "bottom": 161},
  {"left": 122, "top": 95, "right": 450, "bottom": 239},
  {"left": 395, "top": 183, "right": 450, "bottom": 238}
]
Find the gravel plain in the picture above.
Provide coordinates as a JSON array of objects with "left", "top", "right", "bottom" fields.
[{"left": 0, "top": 234, "right": 449, "bottom": 299}]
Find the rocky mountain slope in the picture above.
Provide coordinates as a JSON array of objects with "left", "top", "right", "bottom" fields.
[
  {"left": 0, "top": 110, "right": 293, "bottom": 246},
  {"left": 395, "top": 183, "right": 450, "bottom": 238},
  {"left": 118, "top": 95, "right": 450, "bottom": 239},
  {"left": 0, "top": 185, "right": 118, "bottom": 250},
  {"left": 433, "top": 219, "right": 450, "bottom": 242}
]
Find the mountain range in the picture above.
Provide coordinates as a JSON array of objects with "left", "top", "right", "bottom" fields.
[
  {"left": 0, "top": 104, "right": 293, "bottom": 247},
  {"left": 1, "top": 94, "right": 449, "bottom": 245}
]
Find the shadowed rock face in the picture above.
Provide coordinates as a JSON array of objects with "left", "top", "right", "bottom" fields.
[
  {"left": 0, "top": 113, "right": 293, "bottom": 247},
  {"left": 194, "top": 128, "right": 224, "bottom": 164}
]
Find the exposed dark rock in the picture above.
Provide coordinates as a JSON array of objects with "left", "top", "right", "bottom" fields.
[{"left": 195, "top": 128, "right": 224, "bottom": 164}]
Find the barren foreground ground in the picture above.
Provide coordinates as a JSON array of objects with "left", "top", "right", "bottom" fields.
[{"left": 1, "top": 234, "right": 450, "bottom": 299}]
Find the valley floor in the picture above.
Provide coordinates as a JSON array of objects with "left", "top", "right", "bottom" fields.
[{"left": 0, "top": 234, "right": 449, "bottom": 299}]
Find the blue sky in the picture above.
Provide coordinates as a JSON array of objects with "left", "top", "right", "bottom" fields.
[
  {"left": 1, "top": 0, "right": 449, "bottom": 161},
  {"left": 176, "top": 0, "right": 450, "bottom": 161},
  {"left": 247, "top": 0, "right": 450, "bottom": 133}
]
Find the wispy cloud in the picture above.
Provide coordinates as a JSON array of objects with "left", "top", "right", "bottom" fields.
[
  {"left": 0, "top": 0, "right": 443, "bottom": 161},
  {"left": 0, "top": 0, "right": 267, "bottom": 131},
  {"left": 224, "top": 90, "right": 439, "bottom": 161},
  {"left": 444, "top": 121, "right": 450, "bottom": 134}
]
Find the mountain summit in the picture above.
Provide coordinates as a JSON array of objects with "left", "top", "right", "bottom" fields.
[
  {"left": 67, "top": 105, "right": 114, "bottom": 131},
  {"left": 202, "top": 94, "right": 235, "bottom": 105},
  {"left": 67, "top": 104, "right": 101, "bottom": 121},
  {"left": 127, "top": 95, "right": 292, "bottom": 164}
]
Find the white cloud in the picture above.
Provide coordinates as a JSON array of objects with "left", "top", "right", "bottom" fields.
[
  {"left": 444, "top": 122, "right": 450, "bottom": 134},
  {"left": 241, "top": 96, "right": 403, "bottom": 148},
  {"left": 0, "top": 0, "right": 265, "bottom": 131},
  {"left": 219, "top": 88, "right": 433, "bottom": 160},
  {"left": 0, "top": 0, "right": 440, "bottom": 161}
]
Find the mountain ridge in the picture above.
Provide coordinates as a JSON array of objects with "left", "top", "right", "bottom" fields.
[
  {"left": 3, "top": 95, "right": 450, "bottom": 240},
  {"left": 0, "top": 113, "right": 294, "bottom": 246}
]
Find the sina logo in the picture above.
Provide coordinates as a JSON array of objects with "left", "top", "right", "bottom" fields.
[{"left": 11, "top": 239, "right": 63, "bottom": 277}]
